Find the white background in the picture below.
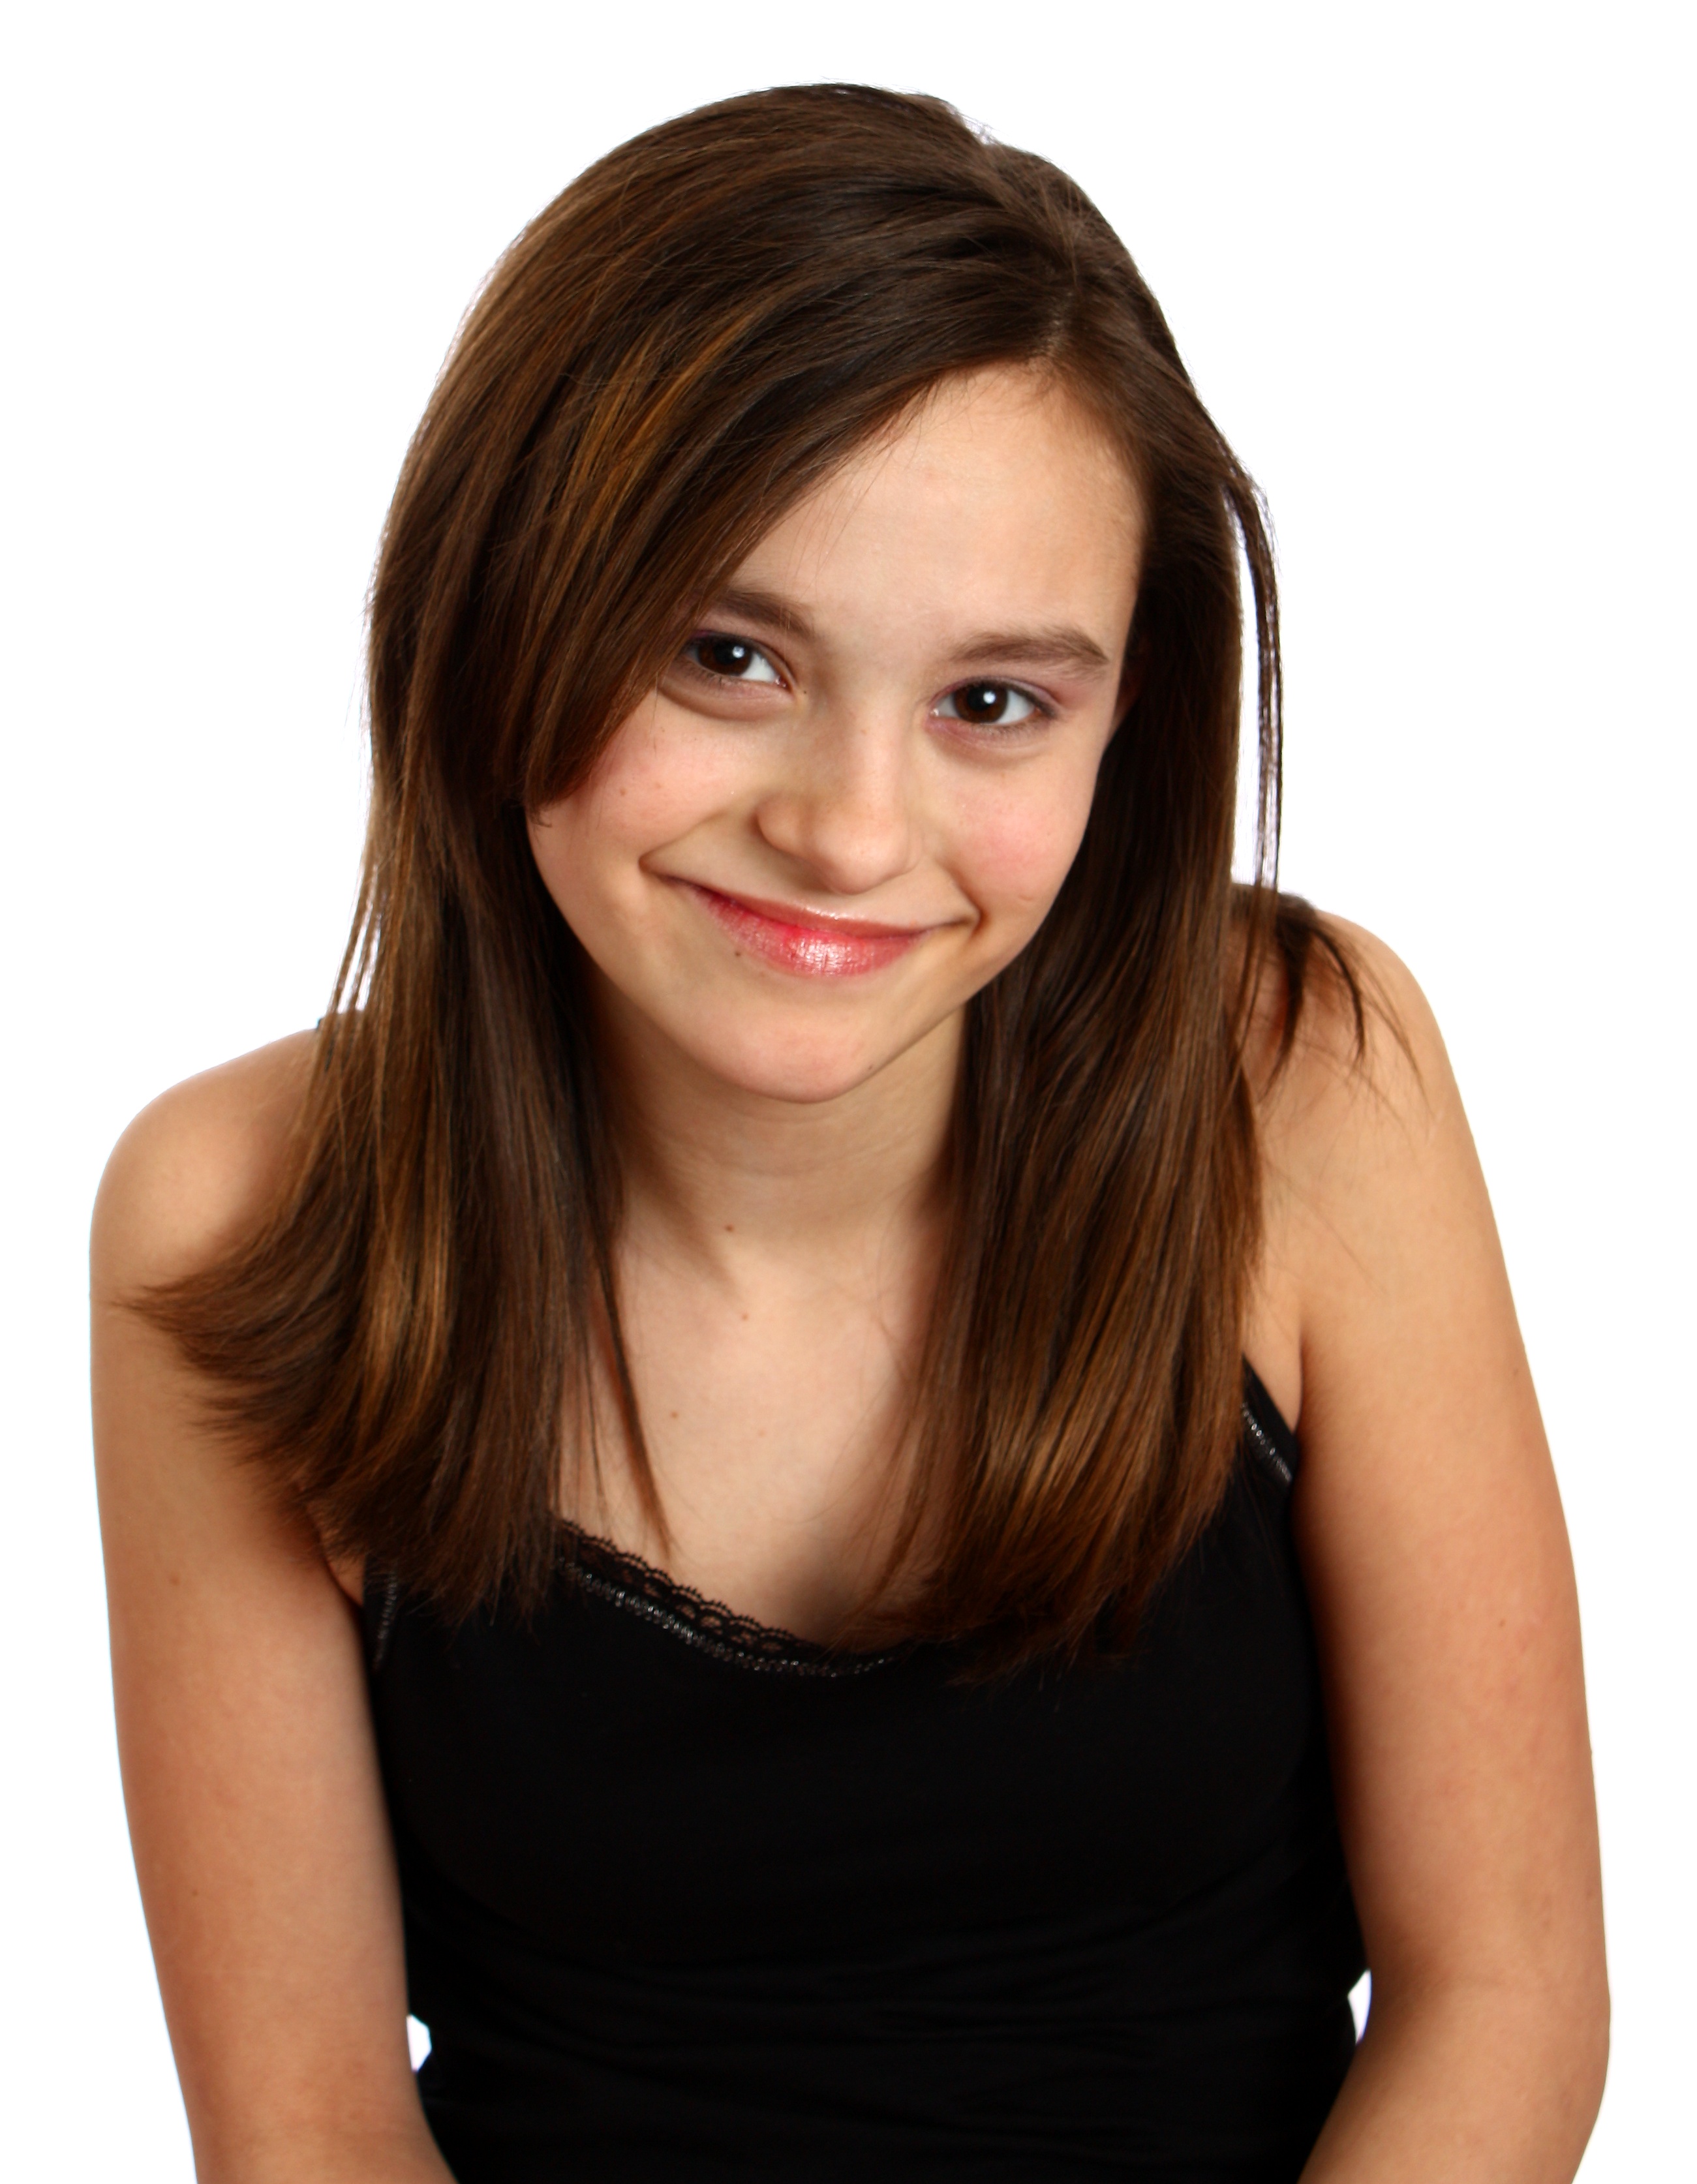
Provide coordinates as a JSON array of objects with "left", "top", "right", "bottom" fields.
[{"left": 3, "top": 2, "right": 1690, "bottom": 2173}]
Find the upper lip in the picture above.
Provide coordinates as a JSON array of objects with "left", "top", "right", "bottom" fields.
[{"left": 680, "top": 880, "right": 940, "bottom": 939}]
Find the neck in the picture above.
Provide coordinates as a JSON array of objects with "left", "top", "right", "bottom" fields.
[{"left": 590, "top": 982, "right": 961, "bottom": 1275}]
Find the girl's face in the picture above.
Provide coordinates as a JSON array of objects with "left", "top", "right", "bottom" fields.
[{"left": 530, "top": 365, "right": 1143, "bottom": 1106}]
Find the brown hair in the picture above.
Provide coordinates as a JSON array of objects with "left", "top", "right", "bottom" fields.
[{"left": 148, "top": 84, "right": 1351, "bottom": 1663}]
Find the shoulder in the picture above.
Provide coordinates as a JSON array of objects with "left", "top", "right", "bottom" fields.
[
  {"left": 91, "top": 1031, "right": 321, "bottom": 1299},
  {"left": 91, "top": 1029, "right": 366, "bottom": 1600},
  {"left": 1248, "top": 910, "right": 1454, "bottom": 1198},
  {"left": 1241, "top": 908, "right": 1488, "bottom": 1421}
]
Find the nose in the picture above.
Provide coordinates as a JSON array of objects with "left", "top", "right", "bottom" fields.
[{"left": 751, "top": 707, "right": 922, "bottom": 899}]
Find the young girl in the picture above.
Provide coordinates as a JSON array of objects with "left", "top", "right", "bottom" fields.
[{"left": 91, "top": 85, "right": 1606, "bottom": 2183}]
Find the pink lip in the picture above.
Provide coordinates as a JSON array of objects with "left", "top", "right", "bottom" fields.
[{"left": 679, "top": 882, "right": 932, "bottom": 978}]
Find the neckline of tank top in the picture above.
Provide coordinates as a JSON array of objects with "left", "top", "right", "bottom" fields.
[
  {"left": 550, "top": 1373, "right": 1298, "bottom": 1680},
  {"left": 367, "top": 1373, "right": 1300, "bottom": 1680},
  {"left": 561, "top": 1524, "right": 893, "bottom": 1676}
]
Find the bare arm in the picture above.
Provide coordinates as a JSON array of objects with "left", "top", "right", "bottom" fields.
[
  {"left": 1253, "top": 928, "right": 1606, "bottom": 2181},
  {"left": 91, "top": 1039, "right": 452, "bottom": 2184}
]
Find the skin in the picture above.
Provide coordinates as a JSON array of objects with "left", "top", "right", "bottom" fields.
[{"left": 91, "top": 366, "right": 1606, "bottom": 2182}]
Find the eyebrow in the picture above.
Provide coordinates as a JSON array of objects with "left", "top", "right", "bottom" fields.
[
  {"left": 702, "top": 587, "right": 1115, "bottom": 679},
  {"left": 705, "top": 585, "right": 818, "bottom": 643},
  {"left": 947, "top": 627, "right": 1114, "bottom": 676}
]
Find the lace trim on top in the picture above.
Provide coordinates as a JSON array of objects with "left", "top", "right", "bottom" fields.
[{"left": 561, "top": 1526, "right": 900, "bottom": 1678}]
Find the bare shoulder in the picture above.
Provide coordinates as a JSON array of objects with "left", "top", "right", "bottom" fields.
[
  {"left": 1249, "top": 911, "right": 1476, "bottom": 1262},
  {"left": 89, "top": 1027, "right": 366, "bottom": 1598},
  {"left": 91, "top": 1030, "right": 320, "bottom": 1298},
  {"left": 1249, "top": 911, "right": 1453, "bottom": 1194},
  {"left": 1242, "top": 908, "right": 1495, "bottom": 1429},
  {"left": 1244, "top": 903, "right": 1562, "bottom": 1676}
]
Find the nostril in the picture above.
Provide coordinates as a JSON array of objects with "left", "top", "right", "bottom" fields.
[
  {"left": 752, "top": 754, "right": 921, "bottom": 896},
  {"left": 753, "top": 798, "right": 921, "bottom": 899}
]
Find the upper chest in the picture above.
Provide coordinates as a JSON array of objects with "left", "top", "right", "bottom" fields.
[
  {"left": 572, "top": 1230, "right": 933, "bottom": 1637},
  {"left": 573, "top": 1211, "right": 1307, "bottom": 1643}
]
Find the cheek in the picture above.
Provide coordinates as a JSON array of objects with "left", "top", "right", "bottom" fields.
[
  {"left": 531, "top": 706, "right": 731, "bottom": 907},
  {"left": 955, "top": 757, "right": 1105, "bottom": 924}
]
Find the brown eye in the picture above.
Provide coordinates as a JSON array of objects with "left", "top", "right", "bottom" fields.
[
  {"left": 686, "top": 635, "right": 781, "bottom": 684},
  {"left": 938, "top": 681, "right": 1043, "bottom": 727}
]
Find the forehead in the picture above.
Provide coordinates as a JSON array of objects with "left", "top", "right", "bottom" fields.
[{"left": 726, "top": 366, "right": 1144, "bottom": 646}]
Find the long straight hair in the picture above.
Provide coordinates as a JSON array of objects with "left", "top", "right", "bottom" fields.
[{"left": 147, "top": 85, "right": 1339, "bottom": 1664}]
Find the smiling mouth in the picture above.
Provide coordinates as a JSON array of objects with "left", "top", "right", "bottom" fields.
[{"left": 678, "top": 882, "right": 936, "bottom": 978}]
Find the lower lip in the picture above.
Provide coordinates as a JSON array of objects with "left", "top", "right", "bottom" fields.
[{"left": 682, "top": 885, "right": 927, "bottom": 978}]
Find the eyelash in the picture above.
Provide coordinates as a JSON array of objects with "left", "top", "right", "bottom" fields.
[{"left": 680, "top": 633, "right": 1054, "bottom": 730}]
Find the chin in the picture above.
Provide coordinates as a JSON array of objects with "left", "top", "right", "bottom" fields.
[
  {"left": 718, "top": 1055, "right": 893, "bottom": 1107},
  {"left": 685, "top": 1021, "right": 904, "bottom": 1106}
]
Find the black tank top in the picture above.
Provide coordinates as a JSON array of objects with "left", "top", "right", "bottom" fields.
[{"left": 365, "top": 1369, "right": 1365, "bottom": 2181}]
